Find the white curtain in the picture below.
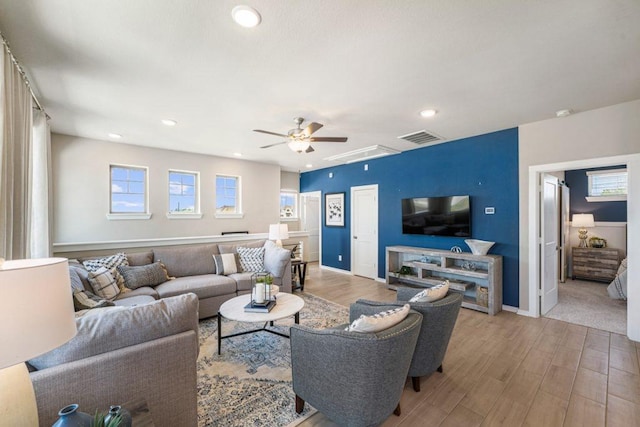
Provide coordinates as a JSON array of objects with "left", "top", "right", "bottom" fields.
[{"left": 0, "top": 41, "right": 52, "bottom": 259}]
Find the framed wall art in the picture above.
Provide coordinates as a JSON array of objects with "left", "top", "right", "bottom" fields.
[{"left": 325, "top": 192, "right": 345, "bottom": 227}]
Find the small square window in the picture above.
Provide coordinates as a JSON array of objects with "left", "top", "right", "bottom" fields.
[
  {"left": 169, "top": 170, "right": 199, "bottom": 214},
  {"left": 280, "top": 191, "right": 298, "bottom": 219},
  {"left": 216, "top": 175, "right": 242, "bottom": 217},
  {"left": 110, "top": 165, "right": 148, "bottom": 214},
  {"left": 586, "top": 168, "right": 627, "bottom": 202}
]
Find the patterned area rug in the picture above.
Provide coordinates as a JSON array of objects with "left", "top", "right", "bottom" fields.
[{"left": 197, "top": 293, "right": 349, "bottom": 427}]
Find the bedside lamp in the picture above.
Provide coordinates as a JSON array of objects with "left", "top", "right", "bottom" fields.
[
  {"left": 269, "top": 223, "right": 289, "bottom": 247},
  {"left": 571, "top": 214, "right": 595, "bottom": 248},
  {"left": 0, "top": 258, "right": 77, "bottom": 426}
]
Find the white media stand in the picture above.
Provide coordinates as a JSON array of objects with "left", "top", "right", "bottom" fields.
[{"left": 386, "top": 245, "right": 503, "bottom": 315}]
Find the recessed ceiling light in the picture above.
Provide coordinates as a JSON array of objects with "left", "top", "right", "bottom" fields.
[
  {"left": 161, "top": 119, "right": 177, "bottom": 126},
  {"left": 232, "top": 5, "right": 261, "bottom": 28},
  {"left": 233, "top": 152, "right": 242, "bottom": 157},
  {"left": 420, "top": 109, "right": 437, "bottom": 118},
  {"left": 556, "top": 109, "right": 573, "bottom": 118},
  {"left": 108, "top": 133, "right": 122, "bottom": 139},
  {"left": 305, "top": 164, "right": 313, "bottom": 169}
]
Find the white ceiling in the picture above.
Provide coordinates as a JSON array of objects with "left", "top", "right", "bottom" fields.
[{"left": 1, "top": 0, "right": 639, "bottom": 172}]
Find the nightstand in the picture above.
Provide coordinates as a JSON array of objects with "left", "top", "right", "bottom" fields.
[{"left": 571, "top": 247, "right": 620, "bottom": 282}]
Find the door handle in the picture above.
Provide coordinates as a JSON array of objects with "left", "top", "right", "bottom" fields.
[{"left": 353, "top": 236, "right": 358, "bottom": 239}]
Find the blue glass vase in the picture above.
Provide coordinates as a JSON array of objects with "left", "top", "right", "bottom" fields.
[{"left": 52, "top": 404, "right": 92, "bottom": 427}]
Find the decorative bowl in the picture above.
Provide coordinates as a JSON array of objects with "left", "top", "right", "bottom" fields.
[{"left": 464, "top": 239, "right": 495, "bottom": 255}]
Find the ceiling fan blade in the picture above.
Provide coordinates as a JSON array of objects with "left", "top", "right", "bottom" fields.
[
  {"left": 260, "top": 141, "right": 288, "bottom": 149},
  {"left": 302, "top": 122, "right": 323, "bottom": 137},
  {"left": 305, "top": 145, "right": 315, "bottom": 153},
  {"left": 308, "top": 136, "right": 348, "bottom": 142},
  {"left": 254, "top": 129, "right": 288, "bottom": 138}
]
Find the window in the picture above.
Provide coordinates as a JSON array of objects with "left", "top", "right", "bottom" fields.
[
  {"left": 586, "top": 168, "right": 627, "bottom": 202},
  {"left": 109, "top": 165, "right": 150, "bottom": 219},
  {"left": 168, "top": 170, "right": 202, "bottom": 219},
  {"left": 280, "top": 190, "right": 298, "bottom": 219},
  {"left": 216, "top": 175, "right": 242, "bottom": 217}
]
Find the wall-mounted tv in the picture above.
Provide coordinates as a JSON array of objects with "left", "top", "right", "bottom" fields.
[{"left": 401, "top": 195, "right": 471, "bottom": 237}]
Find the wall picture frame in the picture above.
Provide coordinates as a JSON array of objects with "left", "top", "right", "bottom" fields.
[{"left": 325, "top": 192, "right": 345, "bottom": 227}]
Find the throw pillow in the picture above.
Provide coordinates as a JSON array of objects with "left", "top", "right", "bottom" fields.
[
  {"left": 409, "top": 280, "right": 450, "bottom": 303},
  {"left": 213, "top": 253, "right": 238, "bottom": 275},
  {"left": 237, "top": 247, "right": 265, "bottom": 272},
  {"left": 83, "top": 253, "right": 129, "bottom": 293},
  {"left": 88, "top": 266, "right": 120, "bottom": 300},
  {"left": 345, "top": 304, "right": 410, "bottom": 333},
  {"left": 69, "top": 267, "right": 114, "bottom": 310},
  {"left": 117, "top": 262, "right": 169, "bottom": 290}
]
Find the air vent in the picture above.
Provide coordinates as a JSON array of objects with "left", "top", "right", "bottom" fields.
[{"left": 397, "top": 130, "right": 443, "bottom": 145}]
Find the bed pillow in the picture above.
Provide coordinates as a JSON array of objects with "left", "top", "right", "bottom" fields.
[
  {"left": 608, "top": 258, "right": 627, "bottom": 300},
  {"left": 345, "top": 304, "right": 410, "bottom": 333}
]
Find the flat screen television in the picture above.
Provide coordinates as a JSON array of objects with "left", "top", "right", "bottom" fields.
[{"left": 401, "top": 195, "right": 471, "bottom": 237}]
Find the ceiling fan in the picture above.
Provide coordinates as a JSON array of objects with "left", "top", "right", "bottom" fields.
[{"left": 254, "top": 117, "right": 348, "bottom": 153}]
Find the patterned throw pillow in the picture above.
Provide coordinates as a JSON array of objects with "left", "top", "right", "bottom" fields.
[
  {"left": 69, "top": 267, "right": 114, "bottom": 310},
  {"left": 213, "top": 253, "right": 238, "bottom": 275},
  {"left": 117, "top": 262, "right": 169, "bottom": 289},
  {"left": 88, "top": 267, "right": 120, "bottom": 300},
  {"left": 237, "top": 247, "right": 265, "bottom": 272},
  {"left": 409, "top": 280, "right": 450, "bottom": 303},
  {"left": 83, "top": 253, "right": 129, "bottom": 293},
  {"left": 345, "top": 304, "right": 411, "bottom": 333}
]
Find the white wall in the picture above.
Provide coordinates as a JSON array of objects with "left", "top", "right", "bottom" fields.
[
  {"left": 52, "top": 134, "right": 282, "bottom": 243},
  {"left": 519, "top": 99, "right": 640, "bottom": 340}
]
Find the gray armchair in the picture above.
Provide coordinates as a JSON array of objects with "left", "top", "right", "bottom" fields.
[
  {"left": 290, "top": 302, "right": 422, "bottom": 427},
  {"left": 356, "top": 288, "right": 462, "bottom": 392}
]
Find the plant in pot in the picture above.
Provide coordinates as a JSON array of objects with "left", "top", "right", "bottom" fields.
[{"left": 589, "top": 236, "right": 607, "bottom": 248}]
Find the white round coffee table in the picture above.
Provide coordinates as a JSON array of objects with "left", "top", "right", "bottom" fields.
[{"left": 217, "top": 293, "right": 305, "bottom": 354}]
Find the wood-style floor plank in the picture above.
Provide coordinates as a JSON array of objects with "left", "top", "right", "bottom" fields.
[{"left": 296, "top": 264, "right": 639, "bottom": 427}]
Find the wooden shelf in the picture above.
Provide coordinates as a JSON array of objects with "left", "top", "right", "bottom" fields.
[{"left": 386, "top": 245, "right": 502, "bottom": 315}]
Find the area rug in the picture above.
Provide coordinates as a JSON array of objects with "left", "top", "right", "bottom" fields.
[{"left": 196, "top": 293, "right": 349, "bottom": 427}]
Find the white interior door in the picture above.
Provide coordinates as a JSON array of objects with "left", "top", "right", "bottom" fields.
[
  {"left": 541, "top": 174, "right": 559, "bottom": 315},
  {"left": 351, "top": 185, "right": 378, "bottom": 279},
  {"left": 300, "top": 192, "right": 320, "bottom": 262},
  {"left": 559, "top": 184, "right": 570, "bottom": 282}
]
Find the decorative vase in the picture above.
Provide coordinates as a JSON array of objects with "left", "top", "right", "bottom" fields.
[
  {"left": 52, "top": 404, "right": 92, "bottom": 427},
  {"left": 104, "top": 405, "right": 132, "bottom": 427}
]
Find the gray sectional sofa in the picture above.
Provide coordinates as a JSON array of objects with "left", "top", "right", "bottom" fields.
[{"left": 29, "top": 239, "right": 292, "bottom": 426}]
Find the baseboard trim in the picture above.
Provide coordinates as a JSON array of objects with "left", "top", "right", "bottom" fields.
[
  {"left": 319, "top": 265, "right": 352, "bottom": 275},
  {"left": 501, "top": 304, "right": 519, "bottom": 313}
]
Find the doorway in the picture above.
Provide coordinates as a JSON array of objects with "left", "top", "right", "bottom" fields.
[
  {"left": 350, "top": 184, "right": 378, "bottom": 279},
  {"left": 528, "top": 154, "right": 638, "bottom": 340},
  {"left": 300, "top": 191, "right": 321, "bottom": 262}
]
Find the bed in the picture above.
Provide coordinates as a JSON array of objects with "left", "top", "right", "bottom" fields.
[{"left": 607, "top": 258, "right": 628, "bottom": 300}]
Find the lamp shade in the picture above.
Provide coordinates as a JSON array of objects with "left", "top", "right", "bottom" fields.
[
  {"left": 269, "top": 223, "right": 290, "bottom": 241},
  {"left": 571, "top": 213, "right": 595, "bottom": 228},
  {"left": 0, "top": 258, "right": 77, "bottom": 369}
]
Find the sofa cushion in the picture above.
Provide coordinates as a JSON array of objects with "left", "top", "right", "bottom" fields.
[
  {"left": 264, "top": 240, "right": 291, "bottom": 278},
  {"left": 345, "top": 304, "right": 411, "bottom": 333},
  {"left": 83, "top": 253, "right": 129, "bottom": 293},
  {"left": 115, "top": 286, "right": 160, "bottom": 300},
  {"left": 237, "top": 247, "right": 265, "bottom": 272},
  {"left": 126, "top": 250, "right": 154, "bottom": 266},
  {"left": 153, "top": 244, "right": 219, "bottom": 277},
  {"left": 154, "top": 274, "right": 236, "bottom": 300},
  {"left": 88, "top": 267, "right": 121, "bottom": 300},
  {"left": 213, "top": 253, "right": 238, "bottom": 275},
  {"left": 227, "top": 272, "right": 254, "bottom": 292},
  {"left": 217, "top": 239, "right": 266, "bottom": 254},
  {"left": 117, "top": 262, "right": 168, "bottom": 289},
  {"left": 28, "top": 293, "right": 199, "bottom": 370},
  {"left": 113, "top": 295, "right": 157, "bottom": 307}
]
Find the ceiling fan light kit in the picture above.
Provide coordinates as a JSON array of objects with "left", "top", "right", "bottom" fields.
[{"left": 255, "top": 117, "right": 348, "bottom": 153}]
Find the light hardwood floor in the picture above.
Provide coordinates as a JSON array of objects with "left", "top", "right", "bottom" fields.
[{"left": 296, "top": 263, "right": 640, "bottom": 427}]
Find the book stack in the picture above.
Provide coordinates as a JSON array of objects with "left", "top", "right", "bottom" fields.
[{"left": 244, "top": 300, "right": 276, "bottom": 313}]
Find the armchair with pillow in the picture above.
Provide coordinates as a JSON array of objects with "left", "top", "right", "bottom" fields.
[
  {"left": 290, "top": 302, "right": 422, "bottom": 427},
  {"left": 355, "top": 284, "right": 462, "bottom": 392}
]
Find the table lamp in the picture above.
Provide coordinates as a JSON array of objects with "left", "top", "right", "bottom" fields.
[
  {"left": 0, "top": 257, "right": 77, "bottom": 426},
  {"left": 269, "top": 223, "right": 289, "bottom": 247},
  {"left": 571, "top": 213, "right": 595, "bottom": 248}
]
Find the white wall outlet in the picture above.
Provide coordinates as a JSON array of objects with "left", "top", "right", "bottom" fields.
[
  {"left": 364, "top": 164, "right": 368, "bottom": 171},
  {"left": 329, "top": 172, "right": 333, "bottom": 178},
  {"left": 485, "top": 207, "right": 495, "bottom": 214},
  {"left": 338, "top": 255, "right": 342, "bottom": 261}
]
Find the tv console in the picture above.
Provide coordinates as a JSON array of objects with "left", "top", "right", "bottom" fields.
[{"left": 385, "top": 245, "right": 502, "bottom": 315}]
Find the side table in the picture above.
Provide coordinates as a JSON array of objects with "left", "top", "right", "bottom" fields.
[{"left": 291, "top": 259, "right": 308, "bottom": 291}]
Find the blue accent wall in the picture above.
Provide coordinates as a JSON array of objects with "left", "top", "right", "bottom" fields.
[
  {"left": 565, "top": 166, "right": 627, "bottom": 221},
  {"left": 300, "top": 128, "right": 520, "bottom": 307}
]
